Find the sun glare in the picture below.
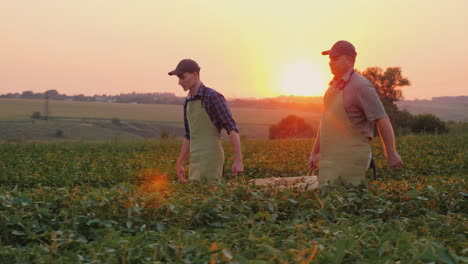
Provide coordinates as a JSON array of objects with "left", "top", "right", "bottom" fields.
[{"left": 280, "top": 62, "right": 326, "bottom": 96}]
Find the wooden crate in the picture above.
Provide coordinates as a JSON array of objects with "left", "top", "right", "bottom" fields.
[{"left": 251, "top": 175, "right": 318, "bottom": 191}]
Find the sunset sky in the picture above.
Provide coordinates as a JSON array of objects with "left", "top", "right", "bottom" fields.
[{"left": 1, "top": 0, "right": 467, "bottom": 99}]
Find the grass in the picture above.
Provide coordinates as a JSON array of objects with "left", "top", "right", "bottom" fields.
[
  {"left": 0, "top": 134, "right": 466, "bottom": 263},
  {"left": 0, "top": 119, "right": 186, "bottom": 142},
  {"left": 0, "top": 119, "right": 139, "bottom": 142}
]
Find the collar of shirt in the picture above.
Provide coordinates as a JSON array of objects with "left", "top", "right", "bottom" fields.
[
  {"left": 186, "top": 83, "right": 205, "bottom": 101},
  {"left": 329, "top": 69, "right": 354, "bottom": 91}
]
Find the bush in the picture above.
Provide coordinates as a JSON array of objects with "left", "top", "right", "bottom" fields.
[
  {"left": 269, "top": 115, "right": 317, "bottom": 139},
  {"left": 411, "top": 113, "right": 448, "bottom": 134},
  {"left": 447, "top": 121, "right": 468, "bottom": 135},
  {"left": 111, "top": 118, "right": 122, "bottom": 126},
  {"left": 31, "top": 111, "right": 41, "bottom": 120},
  {"left": 382, "top": 102, "right": 413, "bottom": 136},
  {"left": 160, "top": 129, "right": 174, "bottom": 139},
  {"left": 55, "top": 129, "right": 64, "bottom": 138}
]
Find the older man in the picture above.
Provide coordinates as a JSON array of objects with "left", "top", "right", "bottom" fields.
[{"left": 308, "top": 41, "right": 403, "bottom": 186}]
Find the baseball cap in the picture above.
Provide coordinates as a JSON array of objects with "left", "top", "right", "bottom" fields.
[
  {"left": 322, "top": 40, "right": 357, "bottom": 57},
  {"left": 168, "top": 59, "right": 200, "bottom": 76}
]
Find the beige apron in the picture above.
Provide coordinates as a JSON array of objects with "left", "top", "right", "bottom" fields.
[
  {"left": 187, "top": 100, "right": 224, "bottom": 184},
  {"left": 319, "top": 87, "right": 371, "bottom": 187}
]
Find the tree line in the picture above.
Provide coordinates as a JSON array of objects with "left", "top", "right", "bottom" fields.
[
  {"left": 1, "top": 90, "right": 323, "bottom": 112},
  {"left": 0, "top": 90, "right": 186, "bottom": 105}
]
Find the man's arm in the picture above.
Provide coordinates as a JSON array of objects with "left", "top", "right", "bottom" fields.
[
  {"left": 308, "top": 127, "right": 320, "bottom": 170},
  {"left": 228, "top": 131, "right": 244, "bottom": 175},
  {"left": 210, "top": 92, "right": 240, "bottom": 134},
  {"left": 209, "top": 92, "right": 243, "bottom": 175},
  {"left": 375, "top": 116, "right": 403, "bottom": 170},
  {"left": 176, "top": 138, "right": 190, "bottom": 182}
]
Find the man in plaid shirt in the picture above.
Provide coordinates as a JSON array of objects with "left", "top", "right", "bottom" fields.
[{"left": 169, "top": 59, "right": 244, "bottom": 183}]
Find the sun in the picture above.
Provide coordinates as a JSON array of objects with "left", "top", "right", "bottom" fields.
[{"left": 280, "top": 62, "right": 326, "bottom": 96}]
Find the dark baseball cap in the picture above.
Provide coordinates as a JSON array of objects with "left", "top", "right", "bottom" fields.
[
  {"left": 322, "top": 40, "right": 357, "bottom": 57},
  {"left": 168, "top": 59, "right": 200, "bottom": 76}
]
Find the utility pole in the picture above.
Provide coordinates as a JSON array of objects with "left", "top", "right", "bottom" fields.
[{"left": 44, "top": 91, "right": 49, "bottom": 120}]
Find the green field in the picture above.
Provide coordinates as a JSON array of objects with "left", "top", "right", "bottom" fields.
[
  {"left": 0, "top": 99, "right": 321, "bottom": 140},
  {"left": 0, "top": 134, "right": 466, "bottom": 263},
  {"left": 2, "top": 98, "right": 467, "bottom": 141}
]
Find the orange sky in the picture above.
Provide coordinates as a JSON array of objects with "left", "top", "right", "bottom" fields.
[{"left": 1, "top": 0, "right": 467, "bottom": 99}]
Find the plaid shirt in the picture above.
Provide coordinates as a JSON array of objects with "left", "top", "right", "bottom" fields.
[{"left": 183, "top": 84, "right": 239, "bottom": 140}]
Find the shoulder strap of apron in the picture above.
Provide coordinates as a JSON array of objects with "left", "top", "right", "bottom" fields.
[
  {"left": 193, "top": 87, "right": 208, "bottom": 108},
  {"left": 341, "top": 70, "right": 355, "bottom": 90},
  {"left": 343, "top": 71, "right": 378, "bottom": 180}
]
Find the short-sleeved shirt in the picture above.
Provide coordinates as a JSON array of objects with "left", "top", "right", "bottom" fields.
[
  {"left": 326, "top": 70, "right": 387, "bottom": 138},
  {"left": 183, "top": 83, "right": 239, "bottom": 140}
]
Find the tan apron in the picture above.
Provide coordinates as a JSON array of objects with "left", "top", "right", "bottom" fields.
[
  {"left": 187, "top": 100, "right": 224, "bottom": 184},
  {"left": 319, "top": 87, "right": 371, "bottom": 187}
]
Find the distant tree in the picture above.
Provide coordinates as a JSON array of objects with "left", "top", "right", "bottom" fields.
[
  {"left": 21, "top": 91, "right": 34, "bottom": 98},
  {"left": 55, "top": 129, "right": 64, "bottom": 138},
  {"left": 269, "top": 115, "right": 317, "bottom": 139},
  {"left": 72, "top": 94, "right": 95, "bottom": 101},
  {"left": 386, "top": 107, "right": 414, "bottom": 136},
  {"left": 31, "top": 111, "right": 41, "bottom": 120},
  {"left": 360, "top": 67, "right": 411, "bottom": 106},
  {"left": 45, "top": 89, "right": 61, "bottom": 99},
  {"left": 360, "top": 67, "right": 413, "bottom": 135},
  {"left": 111, "top": 118, "right": 122, "bottom": 126},
  {"left": 411, "top": 114, "right": 448, "bottom": 134}
]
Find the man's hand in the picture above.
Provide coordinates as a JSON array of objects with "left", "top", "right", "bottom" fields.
[
  {"left": 231, "top": 159, "right": 244, "bottom": 176},
  {"left": 228, "top": 131, "right": 244, "bottom": 176},
  {"left": 387, "top": 152, "right": 403, "bottom": 170},
  {"left": 308, "top": 153, "right": 319, "bottom": 170},
  {"left": 376, "top": 117, "right": 403, "bottom": 171},
  {"left": 176, "top": 138, "right": 190, "bottom": 183},
  {"left": 176, "top": 163, "right": 188, "bottom": 183}
]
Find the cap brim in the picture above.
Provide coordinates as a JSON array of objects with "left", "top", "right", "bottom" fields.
[
  {"left": 168, "top": 69, "right": 184, "bottom": 76},
  {"left": 322, "top": 50, "right": 340, "bottom": 56}
]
